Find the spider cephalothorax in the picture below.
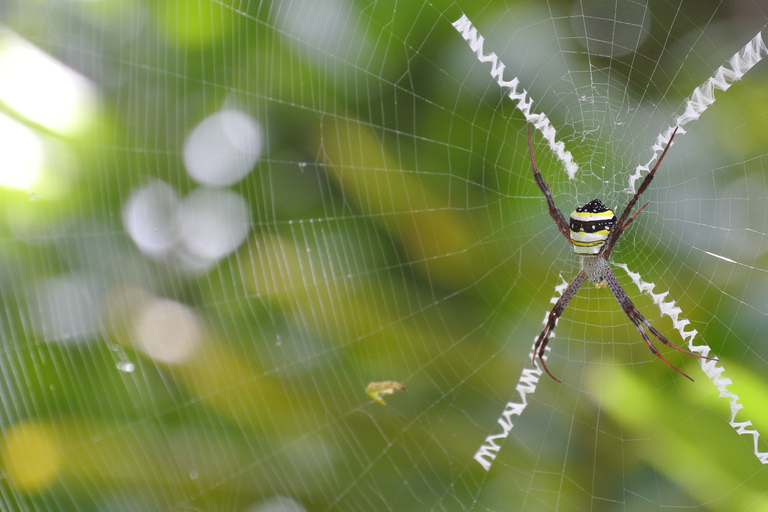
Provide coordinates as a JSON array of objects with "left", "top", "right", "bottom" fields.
[{"left": 526, "top": 124, "right": 715, "bottom": 382}]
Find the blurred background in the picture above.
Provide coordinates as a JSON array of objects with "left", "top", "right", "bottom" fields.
[{"left": 0, "top": 0, "right": 767, "bottom": 510}]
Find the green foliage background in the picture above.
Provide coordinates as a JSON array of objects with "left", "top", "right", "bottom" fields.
[{"left": 0, "top": 0, "right": 767, "bottom": 511}]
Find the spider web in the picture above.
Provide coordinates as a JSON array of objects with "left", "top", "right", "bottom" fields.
[{"left": 1, "top": 1, "right": 768, "bottom": 511}]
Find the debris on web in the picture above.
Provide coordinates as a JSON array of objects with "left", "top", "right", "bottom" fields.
[
  {"left": 616, "top": 263, "right": 768, "bottom": 465},
  {"left": 365, "top": 381, "right": 406, "bottom": 406}
]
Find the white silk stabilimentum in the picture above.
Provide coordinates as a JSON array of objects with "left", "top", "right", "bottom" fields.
[
  {"left": 616, "top": 263, "right": 768, "bottom": 465},
  {"left": 628, "top": 31, "right": 768, "bottom": 194},
  {"left": 473, "top": 276, "right": 568, "bottom": 471},
  {"left": 451, "top": 15, "right": 580, "bottom": 179},
  {"left": 453, "top": 13, "right": 768, "bottom": 472}
]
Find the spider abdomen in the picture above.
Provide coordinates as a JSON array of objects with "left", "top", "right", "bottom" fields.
[{"left": 569, "top": 199, "right": 617, "bottom": 255}]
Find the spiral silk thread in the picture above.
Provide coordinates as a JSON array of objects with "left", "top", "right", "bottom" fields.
[
  {"left": 453, "top": 12, "right": 768, "bottom": 470},
  {"left": 616, "top": 263, "right": 768, "bottom": 465},
  {"left": 451, "top": 15, "right": 579, "bottom": 179}
]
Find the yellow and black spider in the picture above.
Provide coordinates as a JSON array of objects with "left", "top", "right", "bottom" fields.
[{"left": 526, "top": 124, "right": 715, "bottom": 382}]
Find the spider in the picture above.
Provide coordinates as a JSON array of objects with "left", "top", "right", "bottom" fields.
[{"left": 527, "top": 124, "right": 715, "bottom": 382}]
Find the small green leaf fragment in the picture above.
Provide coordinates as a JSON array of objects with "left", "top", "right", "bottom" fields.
[{"left": 366, "top": 381, "right": 405, "bottom": 406}]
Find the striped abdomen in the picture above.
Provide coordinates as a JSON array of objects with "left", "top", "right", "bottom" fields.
[{"left": 569, "top": 199, "right": 617, "bottom": 255}]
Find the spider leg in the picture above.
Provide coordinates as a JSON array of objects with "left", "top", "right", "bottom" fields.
[
  {"left": 643, "top": 320, "right": 717, "bottom": 362},
  {"left": 533, "top": 270, "right": 587, "bottom": 382},
  {"left": 620, "top": 201, "right": 649, "bottom": 232},
  {"left": 527, "top": 124, "right": 572, "bottom": 243},
  {"left": 601, "top": 126, "right": 679, "bottom": 259},
  {"left": 602, "top": 266, "right": 716, "bottom": 381},
  {"left": 623, "top": 306, "right": 695, "bottom": 381}
]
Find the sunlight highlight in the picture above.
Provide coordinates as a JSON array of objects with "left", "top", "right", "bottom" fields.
[
  {"left": 0, "top": 29, "right": 95, "bottom": 136},
  {"left": 0, "top": 112, "right": 42, "bottom": 189}
]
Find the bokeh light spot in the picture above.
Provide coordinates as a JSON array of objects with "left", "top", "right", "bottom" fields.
[
  {"left": 123, "top": 180, "right": 181, "bottom": 259},
  {"left": 135, "top": 298, "right": 202, "bottom": 364},
  {"left": 2, "top": 421, "right": 62, "bottom": 492},
  {"left": 178, "top": 187, "right": 251, "bottom": 262},
  {"left": 184, "top": 109, "right": 263, "bottom": 187}
]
